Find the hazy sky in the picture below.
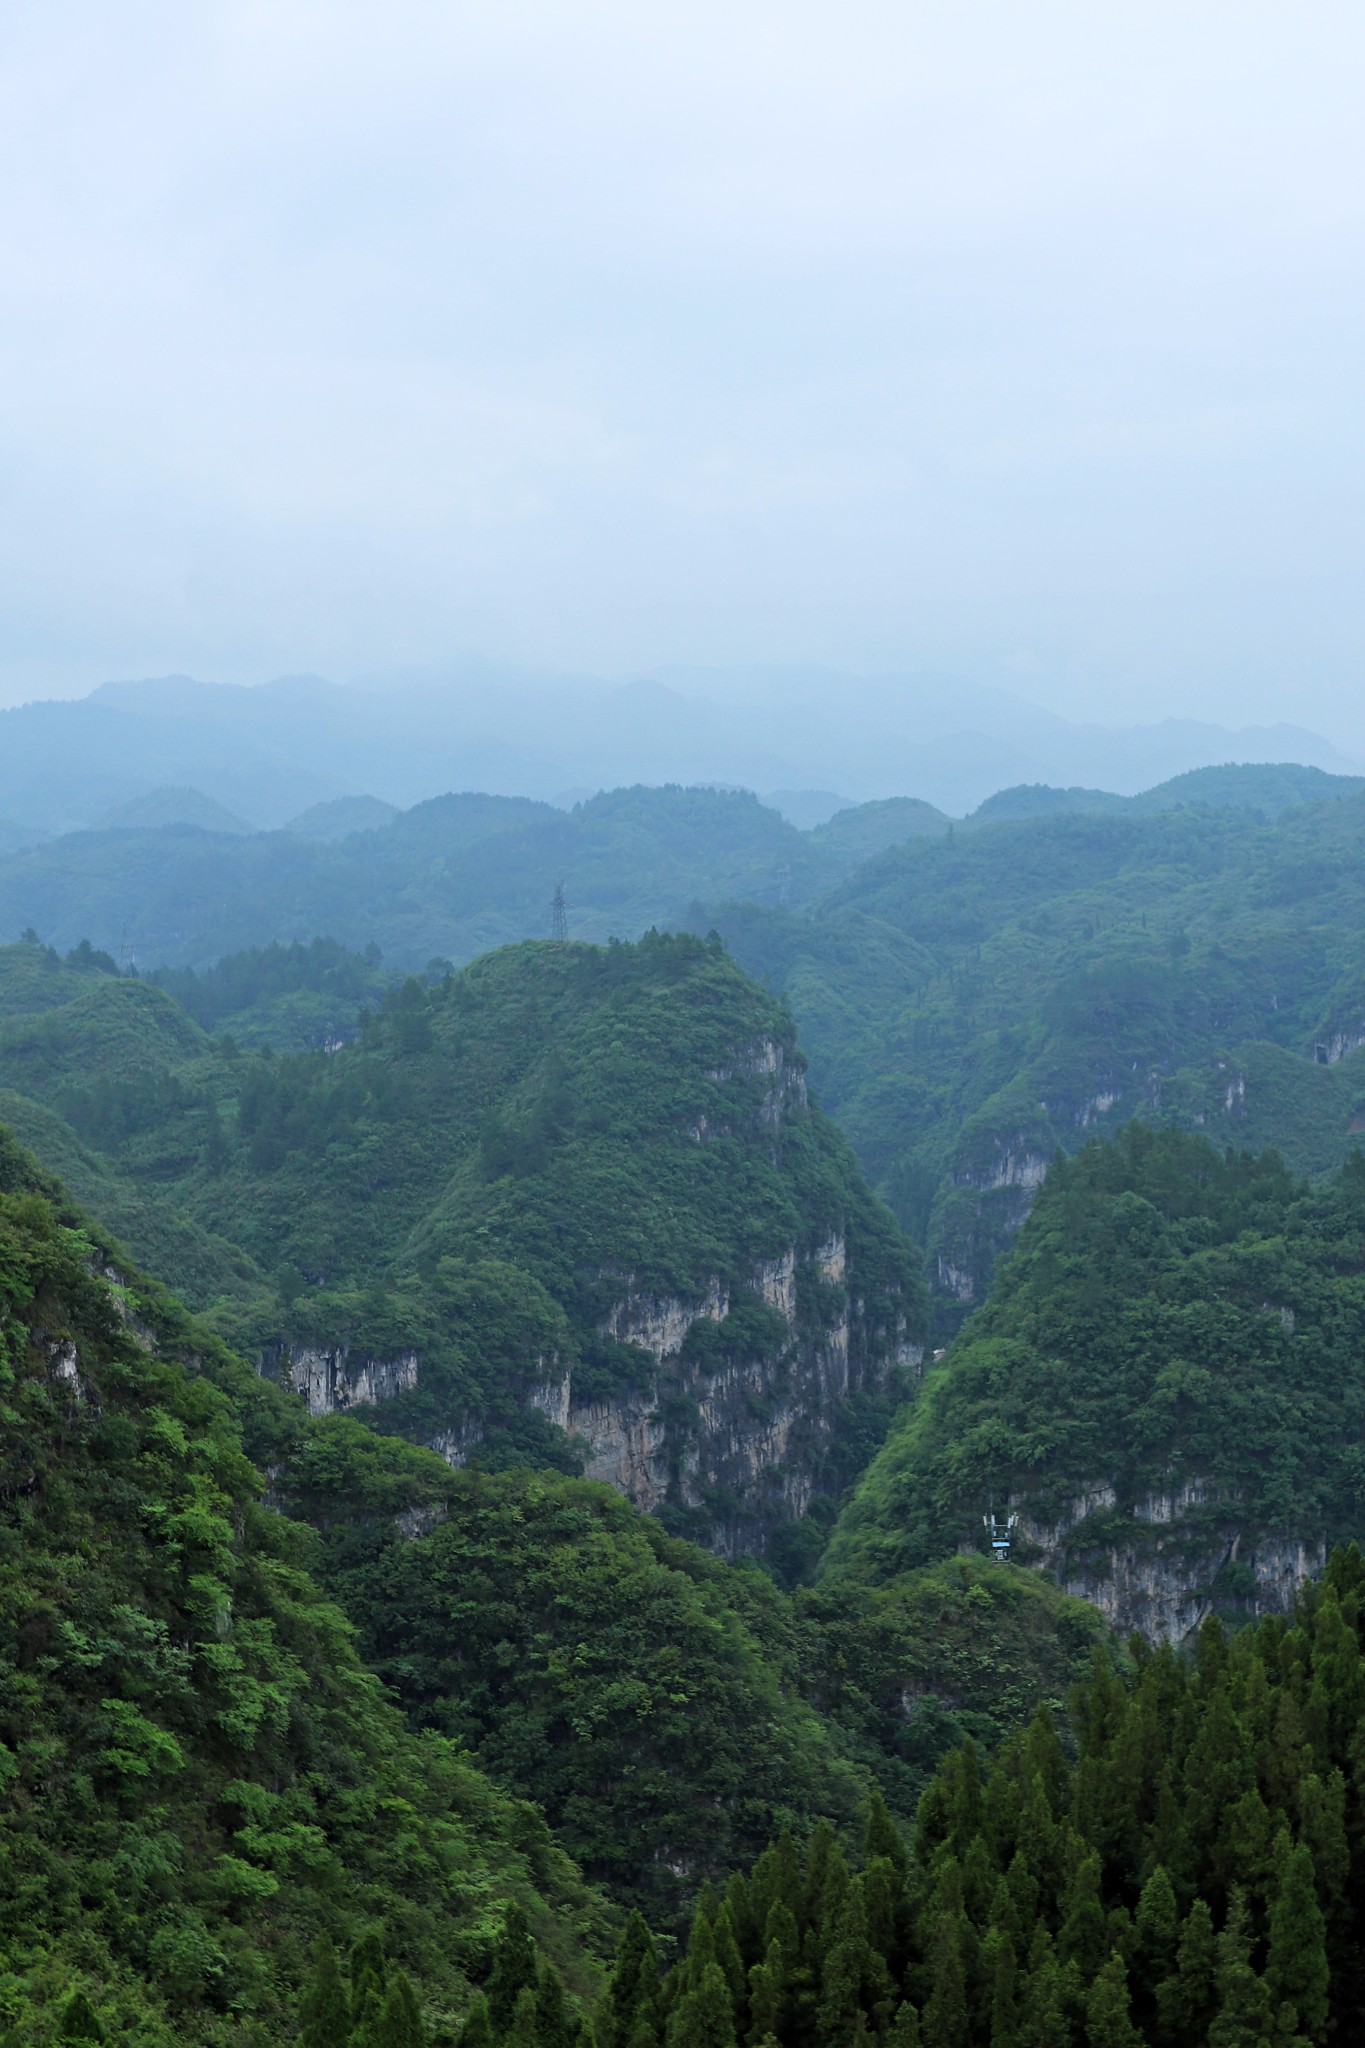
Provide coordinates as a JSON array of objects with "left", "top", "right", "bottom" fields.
[{"left": 2, "top": 2, "right": 1363, "bottom": 738}]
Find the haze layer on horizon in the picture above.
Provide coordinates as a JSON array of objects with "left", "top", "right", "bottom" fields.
[{"left": 2, "top": 3, "right": 1362, "bottom": 743}]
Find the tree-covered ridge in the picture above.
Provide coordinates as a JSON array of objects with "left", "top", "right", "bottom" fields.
[
  {"left": 0, "top": 932, "right": 924, "bottom": 1549},
  {"left": 282, "top": 1424, "right": 1106, "bottom": 1924},
  {"left": 0, "top": 1130, "right": 610, "bottom": 2045},
  {"left": 824, "top": 1127, "right": 1365, "bottom": 1609},
  {"left": 0, "top": 786, "right": 827, "bottom": 973},
  {"left": 706, "top": 791, "right": 1365, "bottom": 1322},
  {"left": 628, "top": 1551, "right": 1365, "bottom": 2047}
]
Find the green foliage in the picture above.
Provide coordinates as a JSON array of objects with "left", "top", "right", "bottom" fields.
[
  {"left": 825, "top": 1128, "right": 1365, "bottom": 1596},
  {"left": 654, "top": 1550, "right": 1365, "bottom": 2042},
  {"left": 0, "top": 1163, "right": 609, "bottom": 2043},
  {"left": 0, "top": 931, "right": 923, "bottom": 1551},
  {"left": 292, "top": 1425, "right": 1105, "bottom": 1921},
  {"left": 706, "top": 789, "right": 1365, "bottom": 1325},
  {"left": 152, "top": 936, "right": 393, "bottom": 1050}
]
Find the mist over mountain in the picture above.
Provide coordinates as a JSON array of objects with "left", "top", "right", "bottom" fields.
[{"left": 2, "top": 668, "right": 1358, "bottom": 833}]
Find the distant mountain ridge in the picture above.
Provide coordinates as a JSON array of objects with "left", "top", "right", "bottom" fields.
[
  {"left": 2, "top": 763, "right": 1364, "bottom": 978},
  {"left": 1, "top": 667, "right": 1359, "bottom": 829}
]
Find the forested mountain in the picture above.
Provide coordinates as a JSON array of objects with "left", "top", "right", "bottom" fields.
[
  {"left": 708, "top": 788, "right": 1365, "bottom": 1324},
  {"left": 14, "top": 750, "right": 1365, "bottom": 2040},
  {"left": 0, "top": 1118, "right": 1109, "bottom": 2031},
  {"left": 0, "top": 929, "right": 923, "bottom": 1558},
  {"left": 825, "top": 1126, "right": 1365, "bottom": 1642},
  {"left": 0, "top": 1129, "right": 611, "bottom": 2043},
  {"left": 638, "top": 1554, "right": 1365, "bottom": 2045},
  {"left": 3, "top": 761, "right": 1360, "bottom": 988}
]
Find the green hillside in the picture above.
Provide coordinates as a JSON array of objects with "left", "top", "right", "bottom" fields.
[
  {"left": 707, "top": 791, "right": 1365, "bottom": 1324},
  {"left": 825, "top": 1126, "right": 1365, "bottom": 1636},
  {"left": 0, "top": 1128, "right": 610, "bottom": 2044},
  {"left": 0, "top": 930, "right": 924, "bottom": 1557},
  {"left": 646, "top": 1551, "right": 1365, "bottom": 2045},
  {"left": 0, "top": 787, "right": 820, "bottom": 973}
]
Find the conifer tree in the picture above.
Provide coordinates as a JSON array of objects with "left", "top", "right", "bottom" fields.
[
  {"left": 1209, "top": 1889, "right": 1275, "bottom": 2048},
  {"left": 803, "top": 1825, "right": 850, "bottom": 1935},
  {"left": 920, "top": 1897, "right": 970, "bottom": 2048},
  {"left": 747, "top": 1939, "right": 791, "bottom": 2047},
  {"left": 1016, "top": 1929, "right": 1069, "bottom": 2048},
  {"left": 1132, "top": 1865, "right": 1178, "bottom": 2008},
  {"left": 58, "top": 1992, "right": 105, "bottom": 2042},
  {"left": 507, "top": 1988, "right": 541, "bottom": 2048},
  {"left": 1083, "top": 1955, "right": 1141, "bottom": 2048},
  {"left": 535, "top": 1965, "right": 578, "bottom": 2048},
  {"left": 353, "top": 1934, "right": 388, "bottom": 2014},
  {"left": 711, "top": 1907, "right": 747, "bottom": 2014},
  {"left": 887, "top": 2000, "right": 920, "bottom": 2046},
  {"left": 1265, "top": 1836, "right": 1329, "bottom": 2041},
  {"left": 865, "top": 1789, "right": 909, "bottom": 1885},
  {"left": 300, "top": 1938, "right": 352, "bottom": 2048},
  {"left": 1155, "top": 1898, "right": 1216, "bottom": 2048},
  {"left": 664, "top": 1962, "right": 737, "bottom": 2048},
  {"left": 860, "top": 1859, "right": 901, "bottom": 1978},
  {"left": 603, "top": 1914, "right": 662, "bottom": 2048},
  {"left": 458, "top": 1993, "right": 494, "bottom": 2048},
  {"left": 374, "top": 1973, "right": 424, "bottom": 2048},
  {"left": 817, "top": 1885, "right": 889, "bottom": 2048},
  {"left": 489, "top": 1908, "right": 540, "bottom": 2036},
  {"left": 981, "top": 1927, "right": 1018, "bottom": 2048},
  {"left": 1058, "top": 1852, "right": 1107, "bottom": 1982}
]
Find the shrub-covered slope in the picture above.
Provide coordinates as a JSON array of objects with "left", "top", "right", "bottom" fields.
[
  {"left": 825, "top": 1126, "right": 1365, "bottom": 1641},
  {"left": 0, "top": 1130, "right": 608, "bottom": 2044},
  {"left": 0, "top": 931, "right": 924, "bottom": 1555}
]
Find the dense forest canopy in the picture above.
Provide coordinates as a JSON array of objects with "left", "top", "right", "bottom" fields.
[
  {"left": 825, "top": 1127, "right": 1365, "bottom": 1612},
  {"left": 10, "top": 764, "right": 1365, "bottom": 2042}
]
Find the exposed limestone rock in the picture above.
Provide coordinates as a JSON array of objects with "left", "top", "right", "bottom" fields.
[
  {"left": 969, "top": 1150, "right": 1051, "bottom": 1193},
  {"left": 265, "top": 1342, "right": 419, "bottom": 1418},
  {"left": 754, "top": 1250, "right": 798, "bottom": 1326},
  {"left": 434, "top": 1235, "right": 909, "bottom": 1553},
  {"left": 706, "top": 1036, "right": 808, "bottom": 1129},
  {"left": 936, "top": 1257, "right": 975, "bottom": 1303},
  {"left": 604, "top": 1279, "right": 727, "bottom": 1362},
  {"left": 1012, "top": 1474, "right": 1324, "bottom": 1644},
  {"left": 396, "top": 1501, "right": 448, "bottom": 1540}
]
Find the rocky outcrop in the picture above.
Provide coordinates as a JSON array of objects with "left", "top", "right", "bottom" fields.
[
  {"left": 603, "top": 1279, "right": 728, "bottom": 1359},
  {"left": 1010, "top": 1475, "right": 1325, "bottom": 1643},
  {"left": 706, "top": 1037, "right": 808, "bottom": 1130},
  {"left": 263, "top": 1342, "right": 419, "bottom": 1418},
  {"left": 435, "top": 1229, "right": 921, "bottom": 1553},
  {"left": 520, "top": 1264, "right": 868, "bottom": 1550},
  {"left": 959, "top": 1149, "right": 1051, "bottom": 1194}
]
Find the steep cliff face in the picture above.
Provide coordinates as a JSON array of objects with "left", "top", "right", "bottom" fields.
[
  {"left": 1009, "top": 1478, "right": 1325, "bottom": 1644},
  {"left": 262, "top": 1341, "right": 420, "bottom": 1417},
  {"left": 516, "top": 1232, "right": 922, "bottom": 1553},
  {"left": 281, "top": 1227, "right": 922, "bottom": 1554},
  {"left": 235, "top": 936, "right": 926, "bottom": 1555}
]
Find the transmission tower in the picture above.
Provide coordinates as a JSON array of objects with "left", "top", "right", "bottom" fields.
[{"left": 550, "top": 882, "right": 568, "bottom": 943}]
